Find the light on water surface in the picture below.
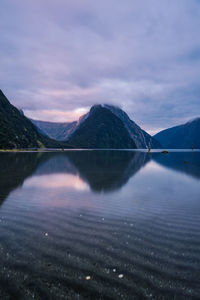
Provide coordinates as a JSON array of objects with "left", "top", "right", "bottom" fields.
[{"left": 0, "top": 150, "right": 200, "bottom": 299}]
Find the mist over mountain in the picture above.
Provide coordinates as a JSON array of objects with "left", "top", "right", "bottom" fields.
[{"left": 154, "top": 118, "right": 200, "bottom": 149}]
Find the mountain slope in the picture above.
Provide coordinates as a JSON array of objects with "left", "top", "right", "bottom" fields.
[
  {"left": 30, "top": 111, "right": 91, "bottom": 141},
  {"left": 31, "top": 119, "right": 77, "bottom": 141},
  {"left": 154, "top": 118, "right": 200, "bottom": 149},
  {"left": 104, "top": 104, "right": 160, "bottom": 148},
  {"left": 68, "top": 105, "right": 137, "bottom": 149},
  {"left": 0, "top": 90, "right": 70, "bottom": 149}
]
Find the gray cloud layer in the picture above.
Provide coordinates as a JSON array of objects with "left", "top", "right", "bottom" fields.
[{"left": 1, "top": 0, "right": 200, "bottom": 133}]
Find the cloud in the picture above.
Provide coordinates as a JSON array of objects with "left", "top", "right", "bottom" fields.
[
  {"left": 1, "top": 0, "right": 200, "bottom": 133},
  {"left": 25, "top": 107, "right": 89, "bottom": 123}
]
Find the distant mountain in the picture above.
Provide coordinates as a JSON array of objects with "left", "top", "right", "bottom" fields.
[
  {"left": 32, "top": 104, "right": 160, "bottom": 149},
  {"left": 31, "top": 119, "right": 77, "bottom": 141},
  {"left": 0, "top": 90, "right": 70, "bottom": 149},
  {"left": 154, "top": 118, "right": 200, "bottom": 149}
]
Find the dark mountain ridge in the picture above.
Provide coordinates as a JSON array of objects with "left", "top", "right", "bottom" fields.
[
  {"left": 154, "top": 118, "right": 200, "bottom": 149},
  {"left": 0, "top": 90, "right": 71, "bottom": 149}
]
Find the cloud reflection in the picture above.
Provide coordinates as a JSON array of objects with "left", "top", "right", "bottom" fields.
[{"left": 24, "top": 173, "right": 89, "bottom": 191}]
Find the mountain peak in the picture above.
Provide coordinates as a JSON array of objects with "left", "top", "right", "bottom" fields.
[
  {"left": 186, "top": 117, "right": 200, "bottom": 124},
  {"left": 89, "top": 104, "right": 122, "bottom": 113},
  {"left": 89, "top": 104, "right": 103, "bottom": 113},
  {"left": 0, "top": 89, "right": 10, "bottom": 104},
  {"left": 0, "top": 89, "right": 5, "bottom": 96}
]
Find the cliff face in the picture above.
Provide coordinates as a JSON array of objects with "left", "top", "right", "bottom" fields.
[{"left": 104, "top": 104, "right": 161, "bottom": 149}]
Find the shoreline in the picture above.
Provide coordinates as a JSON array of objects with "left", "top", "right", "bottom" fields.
[{"left": 0, "top": 148, "right": 199, "bottom": 153}]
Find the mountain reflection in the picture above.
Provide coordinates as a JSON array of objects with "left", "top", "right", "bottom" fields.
[
  {"left": 62, "top": 151, "right": 149, "bottom": 192},
  {"left": 0, "top": 152, "right": 45, "bottom": 204},
  {"left": 0, "top": 151, "right": 150, "bottom": 204},
  {"left": 153, "top": 152, "right": 200, "bottom": 179},
  {"left": 35, "top": 151, "right": 150, "bottom": 193}
]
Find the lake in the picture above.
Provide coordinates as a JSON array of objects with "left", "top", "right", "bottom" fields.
[{"left": 0, "top": 150, "right": 200, "bottom": 299}]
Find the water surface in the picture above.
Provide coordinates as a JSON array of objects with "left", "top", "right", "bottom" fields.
[{"left": 0, "top": 150, "right": 200, "bottom": 299}]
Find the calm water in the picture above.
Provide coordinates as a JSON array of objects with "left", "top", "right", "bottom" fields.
[{"left": 0, "top": 150, "right": 200, "bottom": 299}]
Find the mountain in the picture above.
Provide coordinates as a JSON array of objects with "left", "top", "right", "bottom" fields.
[
  {"left": 103, "top": 104, "right": 160, "bottom": 148},
  {"left": 0, "top": 90, "right": 70, "bottom": 149},
  {"left": 30, "top": 119, "right": 77, "bottom": 141},
  {"left": 67, "top": 105, "right": 136, "bottom": 148},
  {"left": 30, "top": 115, "right": 90, "bottom": 142},
  {"left": 67, "top": 105, "right": 160, "bottom": 149},
  {"left": 154, "top": 118, "right": 200, "bottom": 149},
  {"left": 1, "top": 89, "right": 160, "bottom": 149},
  {"left": 30, "top": 112, "right": 91, "bottom": 142},
  {"left": 32, "top": 104, "right": 160, "bottom": 149}
]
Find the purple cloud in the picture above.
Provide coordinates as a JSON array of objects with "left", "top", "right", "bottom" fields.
[{"left": 1, "top": 0, "right": 200, "bottom": 134}]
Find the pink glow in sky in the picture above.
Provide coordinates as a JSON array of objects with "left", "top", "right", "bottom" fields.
[{"left": 1, "top": 0, "right": 200, "bottom": 133}]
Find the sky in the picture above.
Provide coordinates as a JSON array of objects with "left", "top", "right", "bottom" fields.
[{"left": 1, "top": 0, "right": 200, "bottom": 134}]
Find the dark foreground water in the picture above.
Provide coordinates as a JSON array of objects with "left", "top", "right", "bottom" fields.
[{"left": 0, "top": 150, "right": 200, "bottom": 300}]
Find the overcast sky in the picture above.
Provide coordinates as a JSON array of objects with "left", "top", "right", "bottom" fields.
[{"left": 1, "top": 0, "right": 200, "bottom": 134}]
